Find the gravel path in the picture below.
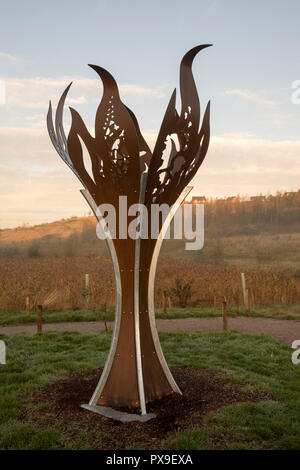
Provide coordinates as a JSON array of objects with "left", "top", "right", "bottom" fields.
[{"left": 1, "top": 317, "right": 300, "bottom": 345}]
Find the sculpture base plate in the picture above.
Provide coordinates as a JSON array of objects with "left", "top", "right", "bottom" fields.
[{"left": 81, "top": 404, "right": 156, "bottom": 423}]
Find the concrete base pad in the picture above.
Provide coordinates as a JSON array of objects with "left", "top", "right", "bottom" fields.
[{"left": 81, "top": 404, "right": 156, "bottom": 423}]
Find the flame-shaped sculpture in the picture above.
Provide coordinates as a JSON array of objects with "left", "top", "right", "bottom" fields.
[{"left": 47, "top": 45, "right": 211, "bottom": 421}]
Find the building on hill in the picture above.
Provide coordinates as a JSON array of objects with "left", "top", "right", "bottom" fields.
[
  {"left": 284, "top": 191, "right": 299, "bottom": 198},
  {"left": 250, "top": 195, "right": 266, "bottom": 202},
  {"left": 226, "top": 196, "right": 239, "bottom": 203},
  {"left": 182, "top": 196, "right": 206, "bottom": 205},
  {"left": 192, "top": 196, "right": 206, "bottom": 204},
  {"left": 181, "top": 189, "right": 300, "bottom": 207}
]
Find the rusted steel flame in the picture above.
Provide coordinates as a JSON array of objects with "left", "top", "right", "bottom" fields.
[
  {"left": 47, "top": 45, "right": 212, "bottom": 417},
  {"left": 47, "top": 45, "right": 211, "bottom": 210}
]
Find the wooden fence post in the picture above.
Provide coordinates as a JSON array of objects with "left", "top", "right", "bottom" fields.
[
  {"left": 241, "top": 273, "right": 247, "bottom": 308},
  {"left": 37, "top": 305, "right": 42, "bottom": 333},
  {"left": 251, "top": 291, "right": 255, "bottom": 309},
  {"left": 245, "top": 288, "right": 249, "bottom": 311},
  {"left": 236, "top": 293, "right": 240, "bottom": 314},
  {"left": 163, "top": 290, "right": 167, "bottom": 316},
  {"left": 222, "top": 300, "right": 228, "bottom": 331},
  {"left": 25, "top": 296, "right": 30, "bottom": 316},
  {"left": 85, "top": 273, "right": 90, "bottom": 310}
]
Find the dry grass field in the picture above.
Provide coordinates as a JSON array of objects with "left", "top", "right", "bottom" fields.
[
  {"left": 0, "top": 250, "right": 300, "bottom": 312},
  {"left": 1, "top": 190, "right": 300, "bottom": 312}
]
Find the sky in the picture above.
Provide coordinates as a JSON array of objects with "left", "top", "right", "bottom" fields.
[{"left": 0, "top": 0, "right": 300, "bottom": 228}]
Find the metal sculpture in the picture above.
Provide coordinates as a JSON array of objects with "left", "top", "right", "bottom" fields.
[{"left": 47, "top": 45, "right": 211, "bottom": 421}]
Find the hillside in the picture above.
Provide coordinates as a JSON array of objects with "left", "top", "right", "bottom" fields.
[
  {"left": 0, "top": 216, "right": 96, "bottom": 244},
  {"left": 1, "top": 188, "right": 300, "bottom": 245},
  {"left": 1, "top": 189, "right": 300, "bottom": 274},
  {"left": 1, "top": 193, "right": 300, "bottom": 311}
]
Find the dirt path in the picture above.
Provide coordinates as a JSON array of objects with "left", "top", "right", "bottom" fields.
[{"left": 1, "top": 317, "right": 300, "bottom": 345}]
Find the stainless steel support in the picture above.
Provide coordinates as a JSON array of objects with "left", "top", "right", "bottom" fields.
[
  {"left": 147, "top": 186, "right": 193, "bottom": 394},
  {"left": 80, "top": 189, "right": 122, "bottom": 407},
  {"left": 134, "top": 172, "right": 148, "bottom": 415}
]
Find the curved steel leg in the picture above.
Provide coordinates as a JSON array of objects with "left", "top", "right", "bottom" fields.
[
  {"left": 80, "top": 189, "right": 122, "bottom": 406},
  {"left": 134, "top": 172, "right": 148, "bottom": 415},
  {"left": 81, "top": 185, "right": 192, "bottom": 411},
  {"left": 147, "top": 186, "right": 193, "bottom": 394}
]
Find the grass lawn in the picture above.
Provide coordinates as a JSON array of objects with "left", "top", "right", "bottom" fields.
[
  {"left": 0, "top": 308, "right": 115, "bottom": 326},
  {"left": 0, "top": 329, "right": 299, "bottom": 449},
  {"left": 1, "top": 304, "right": 300, "bottom": 326}
]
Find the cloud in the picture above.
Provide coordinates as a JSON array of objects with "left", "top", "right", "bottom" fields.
[
  {"left": 0, "top": 126, "right": 85, "bottom": 228},
  {"left": 0, "top": 52, "right": 21, "bottom": 63},
  {"left": 270, "top": 113, "right": 300, "bottom": 126},
  {"left": 1, "top": 127, "right": 300, "bottom": 228},
  {"left": 1, "top": 76, "right": 165, "bottom": 110},
  {"left": 119, "top": 83, "right": 165, "bottom": 99},
  {"left": 220, "top": 88, "right": 277, "bottom": 106},
  {"left": 191, "top": 134, "right": 300, "bottom": 198}
]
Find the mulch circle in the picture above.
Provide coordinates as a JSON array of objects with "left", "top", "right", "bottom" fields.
[{"left": 22, "top": 367, "right": 272, "bottom": 449}]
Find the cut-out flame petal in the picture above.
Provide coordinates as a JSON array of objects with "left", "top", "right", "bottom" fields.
[
  {"left": 146, "top": 44, "right": 212, "bottom": 207},
  {"left": 179, "top": 44, "right": 212, "bottom": 132},
  {"left": 47, "top": 45, "right": 211, "bottom": 210},
  {"left": 88, "top": 64, "right": 140, "bottom": 167}
]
